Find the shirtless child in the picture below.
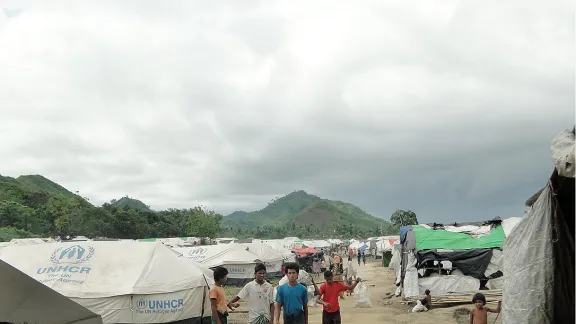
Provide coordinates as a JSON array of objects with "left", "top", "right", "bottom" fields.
[{"left": 469, "top": 293, "right": 501, "bottom": 324}]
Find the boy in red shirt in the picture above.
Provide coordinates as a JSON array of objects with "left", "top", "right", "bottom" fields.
[{"left": 315, "top": 270, "right": 361, "bottom": 324}]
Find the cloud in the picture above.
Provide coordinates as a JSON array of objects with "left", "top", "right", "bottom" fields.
[{"left": 0, "top": 0, "right": 573, "bottom": 223}]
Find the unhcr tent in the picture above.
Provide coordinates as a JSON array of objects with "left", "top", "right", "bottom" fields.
[
  {"left": 398, "top": 219, "right": 505, "bottom": 297},
  {"left": 262, "top": 240, "right": 296, "bottom": 262},
  {"left": 240, "top": 241, "right": 285, "bottom": 277},
  {"left": 174, "top": 243, "right": 261, "bottom": 286},
  {"left": 503, "top": 127, "right": 575, "bottom": 324},
  {"left": 0, "top": 259, "right": 103, "bottom": 324},
  {"left": 0, "top": 241, "right": 213, "bottom": 324}
]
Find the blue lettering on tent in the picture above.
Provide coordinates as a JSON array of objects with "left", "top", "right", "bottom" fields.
[{"left": 135, "top": 299, "right": 185, "bottom": 314}]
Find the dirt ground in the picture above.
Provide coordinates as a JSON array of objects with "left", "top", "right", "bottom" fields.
[{"left": 228, "top": 258, "right": 502, "bottom": 324}]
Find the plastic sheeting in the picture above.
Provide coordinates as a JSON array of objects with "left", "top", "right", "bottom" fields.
[
  {"left": 416, "top": 249, "right": 493, "bottom": 279},
  {"left": 443, "top": 225, "right": 493, "bottom": 237},
  {"left": 551, "top": 128, "right": 575, "bottom": 178},
  {"left": 502, "top": 217, "right": 523, "bottom": 237},
  {"left": 503, "top": 186, "right": 554, "bottom": 324},
  {"left": 418, "top": 275, "right": 480, "bottom": 296},
  {"left": 484, "top": 249, "right": 503, "bottom": 277},
  {"left": 403, "top": 253, "right": 419, "bottom": 297},
  {"left": 412, "top": 225, "right": 505, "bottom": 250}
]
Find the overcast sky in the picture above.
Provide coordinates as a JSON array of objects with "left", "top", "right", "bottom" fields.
[{"left": 0, "top": 0, "right": 573, "bottom": 223}]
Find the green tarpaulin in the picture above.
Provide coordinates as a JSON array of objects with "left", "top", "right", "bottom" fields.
[{"left": 413, "top": 225, "right": 505, "bottom": 250}]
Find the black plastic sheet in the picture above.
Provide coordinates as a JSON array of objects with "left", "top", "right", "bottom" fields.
[{"left": 416, "top": 248, "right": 493, "bottom": 279}]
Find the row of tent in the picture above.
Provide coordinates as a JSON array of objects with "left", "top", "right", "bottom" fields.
[{"left": 0, "top": 239, "right": 301, "bottom": 323}]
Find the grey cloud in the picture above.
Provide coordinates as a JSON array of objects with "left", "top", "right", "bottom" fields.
[{"left": 0, "top": 0, "right": 573, "bottom": 224}]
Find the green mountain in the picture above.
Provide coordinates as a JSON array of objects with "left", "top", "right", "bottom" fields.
[
  {"left": 0, "top": 174, "right": 223, "bottom": 241},
  {"left": 16, "top": 175, "right": 78, "bottom": 198},
  {"left": 111, "top": 196, "right": 151, "bottom": 212},
  {"left": 222, "top": 190, "right": 392, "bottom": 233}
]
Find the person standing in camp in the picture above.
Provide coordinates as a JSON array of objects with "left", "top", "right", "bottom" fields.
[
  {"left": 274, "top": 262, "right": 308, "bottom": 324},
  {"left": 210, "top": 267, "right": 230, "bottom": 324},
  {"left": 316, "top": 270, "right": 361, "bottom": 324},
  {"left": 333, "top": 253, "right": 342, "bottom": 274},
  {"left": 227, "top": 263, "right": 274, "bottom": 324},
  {"left": 313, "top": 258, "right": 322, "bottom": 277},
  {"left": 357, "top": 252, "right": 361, "bottom": 266},
  {"left": 362, "top": 252, "right": 366, "bottom": 266}
]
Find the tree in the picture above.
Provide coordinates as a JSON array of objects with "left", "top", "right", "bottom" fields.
[
  {"left": 390, "top": 209, "right": 418, "bottom": 226},
  {"left": 187, "top": 207, "right": 222, "bottom": 239},
  {"left": 0, "top": 200, "right": 35, "bottom": 230}
]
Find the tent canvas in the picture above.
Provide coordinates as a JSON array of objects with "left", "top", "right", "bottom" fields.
[
  {"left": 240, "top": 241, "right": 284, "bottom": 277},
  {"left": 262, "top": 240, "right": 296, "bottom": 262},
  {"left": 174, "top": 243, "right": 260, "bottom": 286},
  {"left": 0, "top": 241, "right": 214, "bottom": 324},
  {"left": 0, "top": 259, "right": 103, "bottom": 324}
]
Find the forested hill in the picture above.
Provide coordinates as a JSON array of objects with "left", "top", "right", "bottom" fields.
[
  {"left": 0, "top": 175, "right": 408, "bottom": 242},
  {"left": 220, "top": 190, "right": 395, "bottom": 238},
  {"left": 0, "top": 174, "right": 220, "bottom": 242}
]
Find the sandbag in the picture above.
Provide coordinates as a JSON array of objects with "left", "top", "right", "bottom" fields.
[{"left": 354, "top": 282, "right": 372, "bottom": 308}]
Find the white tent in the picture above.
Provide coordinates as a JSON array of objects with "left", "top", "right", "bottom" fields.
[
  {"left": 262, "top": 240, "right": 296, "bottom": 262},
  {"left": 241, "top": 241, "right": 285, "bottom": 276},
  {"left": 174, "top": 243, "right": 261, "bottom": 286},
  {"left": 0, "top": 241, "right": 214, "bottom": 324},
  {"left": 0, "top": 259, "right": 103, "bottom": 324},
  {"left": 302, "top": 240, "right": 331, "bottom": 249},
  {"left": 9, "top": 237, "right": 47, "bottom": 245}
]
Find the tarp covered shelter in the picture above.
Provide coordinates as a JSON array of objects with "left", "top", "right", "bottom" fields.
[
  {"left": 503, "top": 127, "right": 575, "bottom": 324},
  {"left": 399, "top": 219, "right": 505, "bottom": 297},
  {"left": 0, "top": 241, "right": 214, "bottom": 324},
  {"left": 174, "top": 243, "right": 261, "bottom": 286},
  {"left": 0, "top": 259, "right": 103, "bottom": 324}
]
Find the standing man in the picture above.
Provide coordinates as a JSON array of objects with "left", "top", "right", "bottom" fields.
[
  {"left": 316, "top": 270, "right": 361, "bottom": 324},
  {"left": 333, "top": 253, "right": 342, "bottom": 274},
  {"left": 228, "top": 263, "right": 274, "bottom": 324},
  {"left": 274, "top": 262, "right": 308, "bottom": 324},
  {"left": 210, "top": 267, "right": 230, "bottom": 324}
]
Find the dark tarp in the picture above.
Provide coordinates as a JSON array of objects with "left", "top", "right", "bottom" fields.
[
  {"left": 416, "top": 249, "right": 493, "bottom": 279},
  {"left": 550, "top": 168, "right": 574, "bottom": 324}
]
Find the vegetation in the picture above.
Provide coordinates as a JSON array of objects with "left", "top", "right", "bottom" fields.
[
  {"left": 220, "top": 190, "right": 400, "bottom": 239},
  {"left": 0, "top": 174, "right": 222, "bottom": 241},
  {"left": 110, "top": 196, "right": 152, "bottom": 212},
  {"left": 0, "top": 174, "right": 417, "bottom": 242}
]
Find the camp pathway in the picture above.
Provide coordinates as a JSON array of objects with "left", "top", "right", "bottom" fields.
[{"left": 306, "top": 259, "right": 462, "bottom": 324}]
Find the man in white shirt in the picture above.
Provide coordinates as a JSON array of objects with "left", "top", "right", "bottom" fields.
[{"left": 228, "top": 263, "right": 275, "bottom": 324}]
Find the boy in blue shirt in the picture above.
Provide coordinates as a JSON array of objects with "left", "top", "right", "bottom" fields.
[{"left": 274, "top": 262, "right": 308, "bottom": 324}]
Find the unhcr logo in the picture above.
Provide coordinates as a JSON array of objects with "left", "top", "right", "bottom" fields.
[
  {"left": 188, "top": 248, "right": 207, "bottom": 256},
  {"left": 50, "top": 245, "right": 95, "bottom": 264},
  {"left": 134, "top": 298, "right": 185, "bottom": 314},
  {"left": 136, "top": 299, "right": 147, "bottom": 310}
]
